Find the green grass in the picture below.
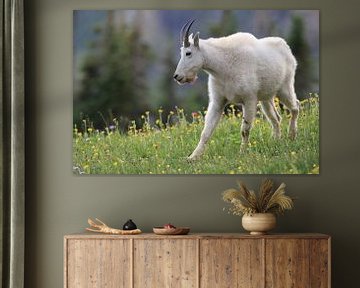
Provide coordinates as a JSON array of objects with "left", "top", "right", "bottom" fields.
[{"left": 73, "top": 96, "right": 319, "bottom": 175}]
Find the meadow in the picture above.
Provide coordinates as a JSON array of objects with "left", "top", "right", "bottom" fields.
[{"left": 73, "top": 96, "right": 319, "bottom": 175}]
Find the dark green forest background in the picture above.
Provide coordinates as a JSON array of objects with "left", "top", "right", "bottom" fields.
[{"left": 73, "top": 10, "right": 319, "bottom": 131}]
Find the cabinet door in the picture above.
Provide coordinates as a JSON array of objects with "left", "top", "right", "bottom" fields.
[
  {"left": 266, "top": 239, "right": 313, "bottom": 288},
  {"left": 200, "top": 239, "right": 264, "bottom": 288},
  {"left": 66, "top": 239, "right": 131, "bottom": 288},
  {"left": 134, "top": 239, "right": 198, "bottom": 288},
  {"left": 309, "top": 239, "right": 330, "bottom": 288}
]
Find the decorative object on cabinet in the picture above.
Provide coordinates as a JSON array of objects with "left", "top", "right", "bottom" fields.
[
  {"left": 86, "top": 218, "right": 142, "bottom": 235},
  {"left": 222, "top": 179, "right": 294, "bottom": 234},
  {"left": 153, "top": 227, "right": 190, "bottom": 235},
  {"left": 122, "top": 219, "right": 138, "bottom": 230},
  {"left": 242, "top": 212, "right": 277, "bottom": 235}
]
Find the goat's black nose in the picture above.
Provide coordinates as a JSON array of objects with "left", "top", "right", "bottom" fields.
[{"left": 173, "top": 74, "right": 179, "bottom": 80}]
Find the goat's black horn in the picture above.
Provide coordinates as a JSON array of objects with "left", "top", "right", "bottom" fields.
[
  {"left": 181, "top": 19, "right": 195, "bottom": 47},
  {"left": 180, "top": 20, "right": 192, "bottom": 44},
  {"left": 184, "top": 19, "right": 195, "bottom": 47}
]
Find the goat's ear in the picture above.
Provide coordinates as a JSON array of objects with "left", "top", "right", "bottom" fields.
[{"left": 194, "top": 32, "right": 200, "bottom": 48}]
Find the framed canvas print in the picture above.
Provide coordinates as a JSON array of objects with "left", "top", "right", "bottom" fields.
[{"left": 72, "top": 10, "right": 319, "bottom": 175}]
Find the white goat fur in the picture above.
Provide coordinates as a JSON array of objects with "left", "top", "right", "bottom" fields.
[{"left": 174, "top": 32, "right": 299, "bottom": 160}]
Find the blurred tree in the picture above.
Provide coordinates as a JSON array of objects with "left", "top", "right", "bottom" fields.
[
  {"left": 157, "top": 44, "right": 177, "bottom": 112},
  {"left": 210, "top": 10, "right": 238, "bottom": 37},
  {"left": 287, "top": 16, "right": 313, "bottom": 100},
  {"left": 74, "top": 11, "right": 152, "bottom": 131}
]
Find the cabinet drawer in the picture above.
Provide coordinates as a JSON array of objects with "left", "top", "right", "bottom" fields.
[
  {"left": 65, "top": 239, "right": 131, "bottom": 288},
  {"left": 265, "top": 239, "right": 330, "bottom": 288},
  {"left": 134, "top": 239, "right": 198, "bottom": 288},
  {"left": 200, "top": 239, "right": 264, "bottom": 288}
]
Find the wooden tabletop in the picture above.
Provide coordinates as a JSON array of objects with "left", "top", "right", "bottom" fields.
[{"left": 64, "top": 232, "right": 330, "bottom": 240}]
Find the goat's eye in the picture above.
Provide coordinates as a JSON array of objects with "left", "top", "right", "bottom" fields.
[{"left": 186, "top": 52, "right": 192, "bottom": 56}]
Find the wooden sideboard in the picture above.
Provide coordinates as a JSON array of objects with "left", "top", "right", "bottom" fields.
[{"left": 64, "top": 233, "right": 330, "bottom": 288}]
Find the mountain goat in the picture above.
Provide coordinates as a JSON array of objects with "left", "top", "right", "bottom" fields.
[{"left": 174, "top": 20, "right": 300, "bottom": 161}]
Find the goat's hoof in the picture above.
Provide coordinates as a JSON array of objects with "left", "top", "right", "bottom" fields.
[
  {"left": 288, "top": 133, "right": 297, "bottom": 140},
  {"left": 187, "top": 154, "right": 200, "bottom": 162},
  {"left": 273, "top": 133, "right": 282, "bottom": 139},
  {"left": 187, "top": 156, "right": 196, "bottom": 162},
  {"left": 240, "top": 144, "right": 248, "bottom": 153}
]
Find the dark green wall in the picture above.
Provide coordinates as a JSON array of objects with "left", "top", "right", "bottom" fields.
[{"left": 25, "top": 0, "right": 360, "bottom": 287}]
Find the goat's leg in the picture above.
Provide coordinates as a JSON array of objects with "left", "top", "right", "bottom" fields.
[
  {"left": 188, "top": 100, "right": 224, "bottom": 161},
  {"left": 278, "top": 86, "right": 299, "bottom": 140},
  {"left": 260, "top": 99, "right": 282, "bottom": 138},
  {"left": 241, "top": 100, "right": 257, "bottom": 149}
]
